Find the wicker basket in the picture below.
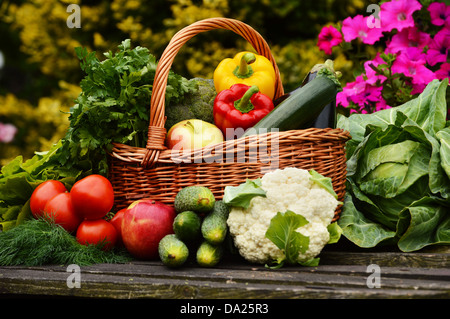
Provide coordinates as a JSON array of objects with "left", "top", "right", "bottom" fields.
[{"left": 108, "top": 17, "right": 351, "bottom": 221}]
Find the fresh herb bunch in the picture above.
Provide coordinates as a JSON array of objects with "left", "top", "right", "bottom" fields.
[
  {"left": 0, "top": 218, "right": 132, "bottom": 266},
  {"left": 57, "top": 39, "right": 196, "bottom": 174}
]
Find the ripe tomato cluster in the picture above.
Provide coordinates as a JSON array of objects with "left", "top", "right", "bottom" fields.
[{"left": 30, "top": 175, "right": 122, "bottom": 251}]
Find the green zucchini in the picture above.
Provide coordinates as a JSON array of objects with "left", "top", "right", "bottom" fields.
[{"left": 242, "top": 61, "right": 340, "bottom": 137}]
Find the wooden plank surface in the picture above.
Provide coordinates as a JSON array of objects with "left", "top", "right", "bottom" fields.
[{"left": 1, "top": 247, "right": 449, "bottom": 299}]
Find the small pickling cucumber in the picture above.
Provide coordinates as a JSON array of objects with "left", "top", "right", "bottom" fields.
[
  {"left": 174, "top": 186, "right": 215, "bottom": 214},
  {"left": 196, "top": 240, "right": 223, "bottom": 267},
  {"left": 158, "top": 234, "right": 189, "bottom": 268},
  {"left": 201, "top": 200, "right": 229, "bottom": 245},
  {"left": 173, "top": 210, "right": 202, "bottom": 242}
]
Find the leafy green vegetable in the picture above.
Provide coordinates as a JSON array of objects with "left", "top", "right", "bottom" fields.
[
  {"left": 1, "top": 40, "right": 198, "bottom": 231},
  {"left": 337, "top": 79, "right": 450, "bottom": 251},
  {"left": 57, "top": 39, "right": 197, "bottom": 174},
  {"left": 327, "top": 222, "right": 342, "bottom": 244},
  {"left": 0, "top": 218, "right": 131, "bottom": 266},
  {"left": 309, "top": 169, "right": 338, "bottom": 199},
  {"left": 436, "top": 127, "right": 450, "bottom": 179},
  {"left": 264, "top": 210, "right": 311, "bottom": 268},
  {"left": 0, "top": 141, "right": 84, "bottom": 231},
  {"left": 223, "top": 178, "right": 266, "bottom": 209}
]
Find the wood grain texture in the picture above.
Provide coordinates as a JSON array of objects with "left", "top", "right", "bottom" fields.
[{"left": 1, "top": 250, "right": 448, "bottom": 299}]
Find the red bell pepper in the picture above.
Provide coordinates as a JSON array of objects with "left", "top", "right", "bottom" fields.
[{"left": 213, "top": 83, "right": 274, "bottom": 137}]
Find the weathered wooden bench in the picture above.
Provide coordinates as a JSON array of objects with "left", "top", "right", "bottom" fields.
[{"left": 1, "top": 243, "right": 448, "bottom": 300}]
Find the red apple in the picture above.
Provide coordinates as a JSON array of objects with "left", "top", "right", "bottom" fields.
[
  {"left": 121, "top": 199, "right": 176, "bottom": 260},
  {"left": 166, "top": 119, "right": 224, "bottom": 151}
]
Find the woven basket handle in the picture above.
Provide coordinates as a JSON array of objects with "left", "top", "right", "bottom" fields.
[{"left": 142, "top": 17, "right": 284, "bottom": 167}]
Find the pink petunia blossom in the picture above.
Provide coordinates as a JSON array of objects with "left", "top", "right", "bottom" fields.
[
  {"left": 337, "top": 75, "right": 385, "bottom": 112},
  {"left": 317, "top": 25, "right": 343, "bottom": 55},
  {"left": 337, "top": 75, "right": 367, "bottom": 108},
  {"left": 350, "top": 83, "right": 383, "bottom": 107},
  {"left": 363, "top": 53, "right": 387, "bottom": 86},
  {"left": 386, "top": 27, "right": 431, "bottom": 54},
  {"left": 392, "top": 48, "right": 436, "bottom": 86},
  {"left": 374, "top": 99, "right": 391, "bottom": 112},
  {"left": 380, "top": 0, "right": 422, "bottom": 32},
  {"left": 426, "top": 29, "right": 450, "bottom": 66},
  {"left": 341, "top": 15, "right": 383, "bottom": 44},
  {"left": 435, "top": 62, "right": 450, "bottom": 80},
  {"left": 428, "top": 2, "right": 450, "bottom": 26},
  {"left": 0, "top": 122, "right": 18, "bottom": 143}
]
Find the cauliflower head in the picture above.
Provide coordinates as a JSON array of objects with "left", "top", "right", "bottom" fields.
[{"left": 226, "top": 167, "right": 339, "bottom": 264}]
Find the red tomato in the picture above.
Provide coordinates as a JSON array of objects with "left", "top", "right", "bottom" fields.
[
  {"left": 43, "top": 192, "right": 82, "bottom": 233},
  {"left": 30, "top": 180, "right": 67, "bottom": 218},
  {"left": 110, "top": 208, "right": 126, "bottom": 246},
  {"left": 76, "top": 219, "right": 118, "bottom": 251},
  {"left": 70, "top": 174, "right": 114, "bottom": 220}
]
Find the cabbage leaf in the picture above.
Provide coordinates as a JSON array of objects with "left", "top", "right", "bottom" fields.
[{"left": 337, "top": 79, "right": 450, "bottom": 251}]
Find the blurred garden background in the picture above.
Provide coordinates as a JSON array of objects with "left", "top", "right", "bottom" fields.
[{"left": 0, "top": 0, "right": 448, "bottom": 166}]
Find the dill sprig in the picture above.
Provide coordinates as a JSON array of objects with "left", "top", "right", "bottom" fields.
[{"left": 0, "top": 218, "right": 132, "bottom": 266}]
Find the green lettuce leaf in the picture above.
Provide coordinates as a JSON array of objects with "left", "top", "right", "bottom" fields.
[
  {"left": 0, "top": 142, "right": 83, "bottom": 231},
  {"left": 265, "top": 210, "right": 310, "bottom": 267},
  {"left": 223, "top": 178, "right": 266, "bottom": 209}
]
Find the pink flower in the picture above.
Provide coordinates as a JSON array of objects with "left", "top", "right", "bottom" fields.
[
  {"left": 426, "top": 29, "right": 450, "bottom": 66},
  {"left": 428, "top": 2, "right": 450, "bottom": 26},
  {"left": 351, "top": 83, "right": 383, "bottom": 107},
  {"left": 0, "top": 122, "right": 18, "bottom": 143},
  {"left": 337, "top": 75, "right": 367, "bottom": 108},
  {"left": 363, "top": 53, "right": 387, "bottom": 85},
  {"left": 386, "top": 27, "right": 431, "bottom": 53},
  {"left": 381, "top": 0, "right": 422, "bottom": 32},
  {"left": 341, "top": 15, "right": 383, "bottom": 44},
  {"left": 435, "top": 62, "right": 450, "bottom": 80},
  {"left": 337, "top": 75, "right": 385, "bottom": 113},
  {"left": 317, "top": 25, "right": 343, "bottom": 55},
  {"left": 392, "top": 48, "right": 436, "bottom": 85},
  {"left": 374, "top": 99, "right": 391, "bottom": 112},
  {"left": 410, "top": 82, "right": 427, "bottom": 95}
]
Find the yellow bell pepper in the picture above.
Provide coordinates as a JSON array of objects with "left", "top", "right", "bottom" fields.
[{"left": 213, "top": 51, "right": 276, "bottom": 100}]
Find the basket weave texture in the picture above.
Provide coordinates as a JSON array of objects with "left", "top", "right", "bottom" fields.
[{"left": 108, "top": 18, "right": 351, "bottom": 221}]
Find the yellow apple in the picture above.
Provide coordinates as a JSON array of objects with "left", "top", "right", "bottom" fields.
[{"left": 166, "top": 119, "right": 224, "bottom": 150}]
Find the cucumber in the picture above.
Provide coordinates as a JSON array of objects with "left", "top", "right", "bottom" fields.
[
  {"left": 158, "top": 234, "right": 189, "bottom": 268},
  {"left": 201, "top": 200, "right": 229, "bottom": 245},
  {"left": 173, "top": 210, "right": 202, "bottom": 242},
  {"left": 196, "top": 240, "right": 223, "bottom": 267},
  {"left": 302, "top": 71, "right": 336, "bottom": 129},
  {"left": 174, "top": 186, "right": 215, "bottom": 214},
  {"left": 243, "top": 69, "right": 339, "bottom": 137}
]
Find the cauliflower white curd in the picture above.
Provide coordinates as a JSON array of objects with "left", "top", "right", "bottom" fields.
[{"left": 226, "top": 167, "right": 339, "bottom": 264}]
